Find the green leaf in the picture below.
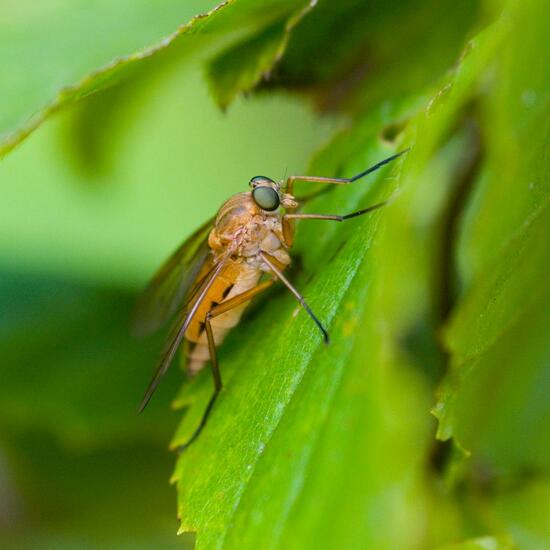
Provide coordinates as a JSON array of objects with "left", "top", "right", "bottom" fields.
[
  {"left": 0, "top": 0, "right": 233, "bottom": 158},
  {"left": 171, "top": 136, "right": 431, "bottom": 548},
  {"left": 2, "top": 0, "right": 547, "bottom": 547},
  {"left": 434, "top": 201, "right": 550, "bottom": 468},
  {"left": 433, "top": 0, "right": 550, "bottom": 473},
  {"left": 170, "top": 90, "right": 483, "bottom": 545},
  {"left": 0, "top": 0, "right": 314, "bottom": 160},
  {"left": 206, "top": 0, "right": 316, "bottom": 109}
]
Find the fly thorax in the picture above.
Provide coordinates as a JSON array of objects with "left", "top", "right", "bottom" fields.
[
  {"left": 234, "top": 215, "right": 267, "bottom": 256},
  {"left": 212, "top": 192, "right": 258, "bottom": 247},
  {"left": 239, "top": 239, "right": 260, "bottom": 257},
  {"left": 253, "top": 246, "right": 290, "bottom": 272},
  {"left": 217, "top": 208, "right": 249, "bottom": 237},
  {"left": 259, "top": 232, "right": 281, "bottom": 253}
]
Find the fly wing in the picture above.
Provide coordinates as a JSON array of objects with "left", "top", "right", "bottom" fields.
[
  {"left": 138, "top": 258, "right": 226, "bottom": 412},
  {"left": 131, "top": 216, "right": 215, "bottom": 337}
]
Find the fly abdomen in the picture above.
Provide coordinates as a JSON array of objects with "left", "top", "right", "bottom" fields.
[{"left": 185, "top": 260, "right": 261, "bottom": 374}]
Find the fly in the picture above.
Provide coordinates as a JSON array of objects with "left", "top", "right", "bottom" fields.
[{"left": 133, "top": 150, "right": 407, "bottom": 450}]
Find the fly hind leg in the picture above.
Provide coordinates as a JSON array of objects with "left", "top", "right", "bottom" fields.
[{"left": 178, "top": 279, "right": 274, "bottom": 452}]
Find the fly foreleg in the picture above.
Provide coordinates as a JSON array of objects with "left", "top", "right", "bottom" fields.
[{"left": 281, "top": 202, "right": 386, "bottom": 246}]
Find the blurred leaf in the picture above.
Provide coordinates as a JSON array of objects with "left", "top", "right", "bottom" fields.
[
  {"left": 206, "top": 0, "right": 316, "bottom": 109},
  {"left": 0, "top": 0, "right": 231, "bottom": 158},
  {"left": 435, "top": 202, "right": 550, "bottom": 470},
  {"left": 0, "top": 434, "right": 191, "bottom": 549},
  {"left": 433, "top": 0, "right": 550, "bottom": 473},
  {"left": 455, "top": 0, "right": 550, "bottom": 286},
  {"left": 0, "top": 271, "right": 180, "bottom": 450},
  {"left": 437, "top": 536, "right": 514, "bottom": 550},
  {"left": 259, "top": 0, "right": 483, "bottom": 113},
  {"left": 488, "top": 479, "right": 550, "bottom": 550},
  {"left": 0, "top": 0, "right": 315, "bottom": 159}
]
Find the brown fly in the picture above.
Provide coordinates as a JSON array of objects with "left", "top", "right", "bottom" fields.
[{"left": 133, "top": 150, "right": 407, "bottom": 450}]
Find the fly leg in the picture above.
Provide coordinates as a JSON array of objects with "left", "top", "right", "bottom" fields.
[
  {"left": 281, "top": 202, "right": 386, "bottom": 246},
  {"left": 281, "top": 150, "right": 407, "bottom": 245},
  {"left": 259, "top": 252, "right": 329, "bottom": 344},
  {"left": 283, "top": 149, "right": 408, "bottom": 196},
  {"left": 178, "top": 279, "right": 274, "bottom": 452}
]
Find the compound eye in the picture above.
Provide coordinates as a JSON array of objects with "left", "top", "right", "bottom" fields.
[
  {"left": 252, "top": 186, "right": 280, "bottom": 211},
  {"left": 249, "top": 175, "right": 275, "bottom": 188}
]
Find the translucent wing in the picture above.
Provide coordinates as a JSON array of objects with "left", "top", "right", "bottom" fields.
[
  {"left": 131, "top": 216, "right": 215, "bottom": 337},
  {"left": 138, "top": 258, "right": 227, "bottom": 412}
]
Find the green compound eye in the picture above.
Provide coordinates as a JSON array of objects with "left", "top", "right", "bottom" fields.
[{"left": 252, "top": 186, "right": 280, "bottom": 211}]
